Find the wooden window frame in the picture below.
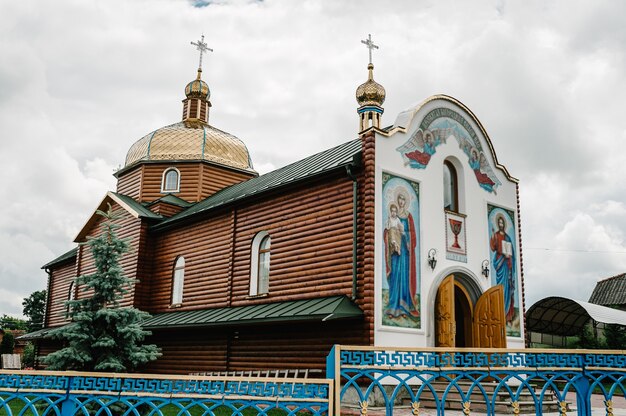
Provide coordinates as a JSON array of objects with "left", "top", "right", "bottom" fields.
[
  {"left": 249, "top": 231, "right": 271, "bottom": 297},
  {"left": 171, "top": 256, "right": 185, "bottom": 306},
  {"left": 161, "top": 167, "right": 181, "bottom": 193}
]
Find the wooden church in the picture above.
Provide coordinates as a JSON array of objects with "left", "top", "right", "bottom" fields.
[{"left": 30, "top": 36, "right": 526, "bottom": 374}]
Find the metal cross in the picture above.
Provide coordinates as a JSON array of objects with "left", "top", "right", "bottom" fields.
[
  {"left": 191, "top": 35, "right": 213, "bottom": 70},
  {"left": 361, "top": 34, "right": 379, "bottom": 64}
]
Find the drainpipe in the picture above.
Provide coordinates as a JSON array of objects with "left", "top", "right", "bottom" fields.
[{"left": 345, "top": 164, "right": 358, "bottom": 301}]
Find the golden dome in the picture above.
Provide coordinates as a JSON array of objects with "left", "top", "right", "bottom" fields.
[
  {"left": 185, "top": 69, "right": 210, "bottom": 99},
  {"left": 124, "top": 121, "right": 255, "bottom": 172},
  {"left": 356, "top": 63, "right": 386, "bottom": 107}
]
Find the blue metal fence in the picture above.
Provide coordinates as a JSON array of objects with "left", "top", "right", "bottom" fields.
[
  {"left": 326, "top": 346, "right": 626, "bottom": 415},
  {"left": 0, "top": 371, "right": 333, "bottom": 416},
  {"left": 2, "top": 347, "right": 626, "bottom": 415}
]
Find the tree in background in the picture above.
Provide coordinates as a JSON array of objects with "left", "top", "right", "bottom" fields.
[
  {"left": 0, "top": 331, "right": 15, "bottom": 354},
  {"left": 22, "top": 290, "right": 47, "bottom": 332},
  {"left": 604, "top": 324, "right": 626, "bottom": 349},
  {"left": 44, "top": 206, "right": 160, "bottom": 372},
  {"left": 0, "top": 315, "right": 28, "bottom": 331}
]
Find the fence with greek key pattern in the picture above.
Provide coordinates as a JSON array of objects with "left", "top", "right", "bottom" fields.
[
  {"left": 326, "top": 346, "right": 626, "bottom": 416},
  {"left": 0, "top": 370, "right": 332, "bottom": 415}
]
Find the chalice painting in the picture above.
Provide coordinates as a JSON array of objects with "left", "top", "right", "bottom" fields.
[{"left": 445, "top": 211, "right": 467, "bottom": 262}]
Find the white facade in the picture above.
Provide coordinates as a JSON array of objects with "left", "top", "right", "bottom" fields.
[{"left": 373, "top": 95, "right": 524, "bottom": 349}]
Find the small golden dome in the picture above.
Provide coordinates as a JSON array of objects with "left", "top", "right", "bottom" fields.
[
  {"left": 356, "top": 63, "right": 386, "bottom": 107},
  {"left": 124, "top": 121, "right": 255, "bottom": 173},
  {"left": 185, "top": 69, "right": 210, "bottom": 99}
]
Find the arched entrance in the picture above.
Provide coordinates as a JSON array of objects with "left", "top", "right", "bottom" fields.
[{"left": 435, "top": 274, "right": 507, "bottom": 348}]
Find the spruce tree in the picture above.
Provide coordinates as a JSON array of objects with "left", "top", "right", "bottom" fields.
[{"left": 45, "top": 206, "right": 160, "bottom": 372}]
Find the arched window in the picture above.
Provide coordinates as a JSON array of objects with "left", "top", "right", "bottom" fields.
[
  {"left": 67, "top": 281, "right": 75, "bottom": 315},
  {"left": 161, "top": 167, "right": 180, "bottom": 193},
  {"left": 249, "top": 232, "right": 271, "bottom": 296},
  {"left": 443, "top": 160, "right": 458, "bottom": 212},
  {"left": 171, "top": 256, "right": 185, "bottom": 305}
]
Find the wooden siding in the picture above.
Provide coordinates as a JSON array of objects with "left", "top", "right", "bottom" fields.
[
  {"left": 76, "top": 203, "right": 143, "bottom": 308},
  {"left": 45, "top": 260, "right": 76, "bottom": 327},
  {"left": 358, "top": 132, "right": 376, "bottom": 345},
  {"left": 145, "top": 320, "right": 365, "bottom": 374},
  {"left": 199, "top": 164, "right": 254, "bottom": 200},
  {"left": 116, "top": 165, "right": 143, "bottom": 199},
  {"left": 230, "top": 177, "right": 355, "bottom": 305},
  {"left": 35, "top": 340, "right": 63, "bottom": 369},
  {"left": 145, "top": 330, "right": 228, "bottom": 375},
  {"left": 137, "top": 163, "right": 254, "bottom": 204},
  {"left": 146, "top": 211, "right": 233, "bottom": 311},
  {"left": 147, "top": 201, "right": 185, "bottom": 217},
  {"left": 228, "top": 321, "right": 364, "bottom": 370},
  {"left": 146, "top": 175, "right": 356, "bottom": 314}
]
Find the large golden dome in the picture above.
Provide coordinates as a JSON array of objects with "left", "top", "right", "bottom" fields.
[
  {"left": 356, "top": 63, "right": 386, "bottom": 107},
  {"left": 124, "top": 121, "right": 254, "bottom": 172}
]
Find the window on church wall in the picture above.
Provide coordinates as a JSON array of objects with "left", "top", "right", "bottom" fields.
[
  {"left": 67, "top": 281, "right": 75, "bottom": 316},
  {"left": 171, "top": 256, "right": 185, "bottom": 305},
  {"left": 162, "top": 168, "right": 180, "bottom": 193},
  {"left": 249, "top": 231, "right": 270, "bottom": 296},
  {"left": 443, "top": 160, "right": 459, "bottom": 212}
]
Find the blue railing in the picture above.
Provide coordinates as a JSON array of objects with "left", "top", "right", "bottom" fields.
[
  {"left": 2, "top": 347, "right": 626, "bottom": 415},
  {"left": 0, "top": 371, "right": 333, "bottom": 416},
  {"left": 326, "top": 346, "right": 626, "bottom": 415}
]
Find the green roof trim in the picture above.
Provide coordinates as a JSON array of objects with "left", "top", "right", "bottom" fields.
[
  {"left": 152, "top": 139, "right": 362, "bottom": 231},
  {"left": 110, "top": 192, "right": 164, "bottom": 220},
  {"left": 142, "top": 295, "right": 363, "bottom": 330},
  {"left": 145, "top": 194, "right": 194, "bottom": 208},
  {"left": 41, "top": 247, "right": 77, "bottom": 269},
  {"left": 16, "top": 326, "right": 62, "bottom": 341}
]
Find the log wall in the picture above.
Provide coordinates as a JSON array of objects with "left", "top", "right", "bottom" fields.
[
  {"left": 144, "top": 320, "right": 363, "bottom": 374},
  {"left": 116, "top": 162, "right": 255, "bottom": 204},
  {"left": 44, "top": 259, "right": 77, "bottom": 327},
  {"left": 146, "top": 175, "right": 357, "bottom": 314},
  {"left": 116, "top": 166, "right": 143, "bottom": 200}
]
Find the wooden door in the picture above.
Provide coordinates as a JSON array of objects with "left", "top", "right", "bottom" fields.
[
  {"left": 435, "top": 274, "right": 455, "bottom": 347},
  {"left": 472, "top": 285, "right": 507, "bottom": 348}
]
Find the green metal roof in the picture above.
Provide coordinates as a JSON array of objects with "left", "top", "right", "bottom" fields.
[
  {"left": 110, "top": 192, "right": 163, "bottom": 220},
  {"left": 16, "top": 326, "right": 62, "bottom": 341},
  {"left": 41, "top": 247, "right": 77, "bottom": 269},
  {"left": 143, "top": 295, "right": 363, "bottom": 330},
  {"left": 145, "top": 194, "right": 194, "bottom": 208},
  {"left": 152, "top": 139, "right": 362, "bottom": 231}
]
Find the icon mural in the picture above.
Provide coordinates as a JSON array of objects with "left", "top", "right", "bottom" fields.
[
  {"left": 396, "top": 107, "right": 502, "bottom": 193},
  {"left": 382, "top": 173, "right": 420, "bottom": 329},
  {"left": 487, "top": 204, "right": 520, "bottom": 337}
]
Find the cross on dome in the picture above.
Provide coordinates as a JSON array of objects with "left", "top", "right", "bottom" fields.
[
  {"left": 191, "top": 34, "right": 213, "bottom": 71},
  {"left": 361, "top": 34, "right": 379, "bottom": 64}
]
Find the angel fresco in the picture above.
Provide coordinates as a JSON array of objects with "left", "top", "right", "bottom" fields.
[
  {"left": 397, "top": 114, "right": 502, "bottom": 193},
  {"left": 397, "top": 130, "right": 441, "bottom": 169},
  {"left": 469, "top": 148, "right": 497, "bottom": 193}
]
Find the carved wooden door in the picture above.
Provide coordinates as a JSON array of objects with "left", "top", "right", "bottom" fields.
[
  {"left": 472, "top": 284, "right": 507, "bottom": 348},
  {"left": 435, "top": 274, "right": 455, "bottom": 347}
]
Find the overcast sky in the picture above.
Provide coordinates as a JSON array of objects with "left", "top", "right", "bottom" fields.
[{"left": 1, "top": 0, "right": 625, "bottom": 318}]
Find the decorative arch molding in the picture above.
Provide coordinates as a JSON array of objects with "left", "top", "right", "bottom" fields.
[
  {"left": 384, "top": 94, "right": 518, "bottom": 184},
  {"left": 161, "top": 167, "right": 181, "bottom": 193},
  {"left": 425, "top": 265, "right": 483, "bottom": 343}
]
